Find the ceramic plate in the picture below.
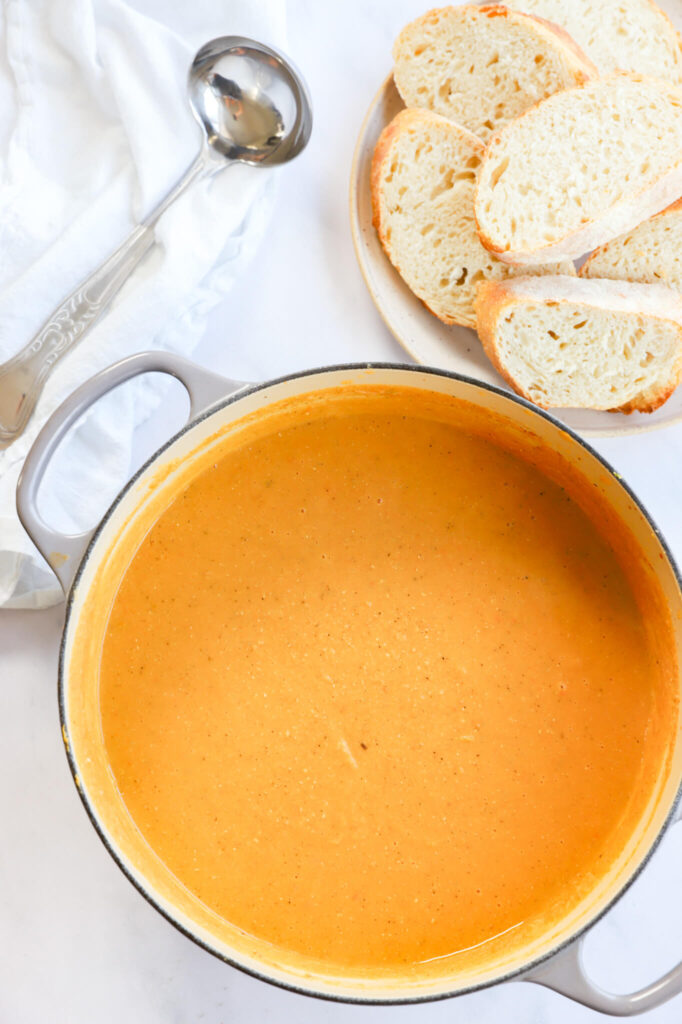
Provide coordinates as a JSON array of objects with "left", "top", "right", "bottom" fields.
[{"left": 349, "top": 70, "right": 682, "bottom": 439}]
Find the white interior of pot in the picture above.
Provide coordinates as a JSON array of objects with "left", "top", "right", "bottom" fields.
[{"left": 60, "top": 367, "right": 682, "bottom": 1002}]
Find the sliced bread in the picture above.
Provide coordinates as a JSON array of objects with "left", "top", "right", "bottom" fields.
[
  {"left": 503, "top": 0, "right": 682, "bottom": 83},
  {"left": 581, "top": 198, "right": 682, "bottom": 290},
  {"left": 474, "top": 73, "right": 682, "bottom": 266},
  {"left": 371, "top": 109, "right": 574, "bottom": 329},
  {"left": 473, "top": 275, "right": 682, "bottom": 412},
  {"left": 392, "top": 4, "right": 596, "bottom": 141}
]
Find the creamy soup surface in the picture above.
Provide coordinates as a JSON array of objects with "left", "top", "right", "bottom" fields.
[{"left": 99, "top": 387, "right": 676, "bottom": 973}]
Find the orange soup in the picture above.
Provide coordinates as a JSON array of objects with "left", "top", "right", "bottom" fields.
[{"left": 99, "top": 387, "right": 676, "bottom": 974}]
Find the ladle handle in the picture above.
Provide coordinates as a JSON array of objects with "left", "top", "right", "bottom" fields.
[
  {"left": 0, "top": 154, "right": 209, "bottom": 447},
  {"left": 524, "top": 815, "right": 682, "bottom": 1015},
  {"left": 16, "top": 350, "right": 243, "bottom": 595}
]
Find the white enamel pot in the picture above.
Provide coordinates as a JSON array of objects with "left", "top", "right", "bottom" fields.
[{"left": 16, "top": 351, "right": 682, "bottom": 1015}]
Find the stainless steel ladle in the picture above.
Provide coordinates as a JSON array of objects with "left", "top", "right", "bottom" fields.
[{"left": 0, "top": 36, "right": 312, "bottom": 447}]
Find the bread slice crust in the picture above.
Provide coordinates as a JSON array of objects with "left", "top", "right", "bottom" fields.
[
  {"left": 371, "top": 108, "right": 574, "bottom": 328},
  {"left": 474, "top": 275, "right": 682, "bottom": 413},
  {"left": 580, "top": 197, "right": 682, "bottom": 292},
  {"left": 503, "top": 0, "right": 682, "bottom": 82},
  {"left": 393, "top": 4, "right": 596, "bottom": 141},
  {"left": 474, "top": 73, "right": 682, "bottom": 266}
]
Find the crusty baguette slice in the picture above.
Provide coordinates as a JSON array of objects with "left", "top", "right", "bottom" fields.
[
  {"left": 474, "top": 276, "right": 682, "bottom": 413},
  {"left": 503, "top": 0, "right": 682, "bottom": 82},
  {"left": 392, "top": 4, "right": 596, "bottom": 141},
  {"left": 580, "top": 198, "right": 682, "bottom": 291},
  {"left": 371, "top": 108, "right": 575, "bottom": 329},
  {"left": 474, "top": 73, "right": 682, "bottom": 266}
]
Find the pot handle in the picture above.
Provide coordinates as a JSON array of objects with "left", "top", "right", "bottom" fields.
[
  {"left": 525, "top": 816, "right": 682, "bottom": 1016},
  {"left": 16, "top": 351, "right": 246, "bottom": 595}
]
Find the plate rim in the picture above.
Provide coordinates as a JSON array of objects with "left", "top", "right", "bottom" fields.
[{"left": 348, "top": 73, "right": 682, "bottom": 440}]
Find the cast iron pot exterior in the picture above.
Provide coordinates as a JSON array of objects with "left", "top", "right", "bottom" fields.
[{"left": 16, "top": 352, "right": 682, "bottom": 1015}]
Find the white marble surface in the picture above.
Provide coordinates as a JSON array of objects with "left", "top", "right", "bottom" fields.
[{"left": 2, "top": 1, "right": 682, "bottom": 1020}]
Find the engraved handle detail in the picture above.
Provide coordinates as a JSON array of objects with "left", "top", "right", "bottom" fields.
[
  {"left": 0, "top": 226, "right": 153, "bottom": 445},
  {"left": 0, "top": 153, "right": 210, "bottom": 447}
]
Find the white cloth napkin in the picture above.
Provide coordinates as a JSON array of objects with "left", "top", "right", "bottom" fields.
[{"left": 0, "top": 0, "right": 287, "bottom": 608}]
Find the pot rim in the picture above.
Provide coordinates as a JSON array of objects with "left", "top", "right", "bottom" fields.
[{"left": 57, "top": 360, "right": 682, "bottom": 1004}]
